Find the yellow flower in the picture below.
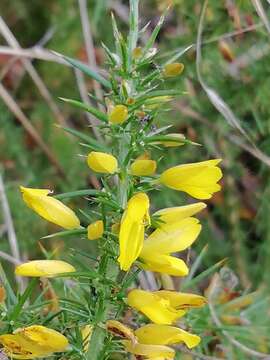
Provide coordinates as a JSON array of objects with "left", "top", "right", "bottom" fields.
[
  {"left": 132, "top": 47, "right": 143, "bottom": 59},
  {"left": 87, "top": 151, "right": 118, "bottom": 174},
  {"left": 124, "top": 341, "right": 175, "bottom": 359},
  {"left": 135, "top": 324, "right": 201, "bottom": 349},
  {"left": 0, "top": 325, "right": 69, "bottom": 359},
  {"left": 140, "top": 217, "right": 201, "bottom": 276},
  {"left": 118, "top": 193, "right": 150, "bottom": 271},
  {"left": 87, "top": 220, "right": 104, "bottom": 240},
  {"left": 106, "top": 320, "right": 137, "bottom": 343},
  {"left": 130, "top": 159, "right": 157, "bottom": 176},
  {"left": 153, "top": 290, "right": 207, "bottom": 309},
  {"left": 163, "top": 62, "right": 184, "bottom": 77},
  {"left": 127, "top": 289, "right": 205, "bottom": 325},
  {"left": 108, "top": 104, "right": 128, "bottom": 124},
  {"left": 15, "top": 260, "right": 76, "bottom": 277},
  {"left": 153, "top": 202, "right": 206, "bottom": 224},
  {"left": 20, "top": 186, "right": 80, "bottom": 230},
  {"left": 127, "top": 289, "right": 185, "bottom": 324},
  {"left": 160, "top": 159, "right": 222, "bottom": 199}
]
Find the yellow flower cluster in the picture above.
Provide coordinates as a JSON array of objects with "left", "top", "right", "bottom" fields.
[{"left": 0, "top": 325, "right": 69, "bottom": 359}]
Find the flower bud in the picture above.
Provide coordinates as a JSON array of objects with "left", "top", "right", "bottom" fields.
[
  {"left": 130, "top": 159, "right": 157, "bottom": 176},
  {"left": 163, "top": 63, "right": 184, "bottom": 77},
  {"left": 15, "top": 260, "right": 76, "bottom": 278},
  {"left": 87, "top": 151, "right": 118, "bottom": 174},
  {"left": 87, "top": 220, "right": 104, "bottom": 240},
  {"left": 109, "top": 105, "right": 128, "bottom": 124}
]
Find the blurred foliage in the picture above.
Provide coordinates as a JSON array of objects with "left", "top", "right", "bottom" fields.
[{"left": 0, "top": 0, "right": 270, "bottom": 358}]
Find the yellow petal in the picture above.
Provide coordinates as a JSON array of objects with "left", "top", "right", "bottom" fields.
[
  {"left": 135, "top": 324, "right": 201, "bottom": 349},
  {"left": 154, "top": 290, "right": 207, "bottom": 309},
  {"left": 130, "top": 159, "right": 157, "bottom": 176},
  {"left": 153, "top": 202, "right": 206, "bottom": 223},
  {"left": 0, "top": 333, "right": 44, "bottom": 358},
  {"left": 123, "top": 340, "right": 175, "bottom": 358},
  {"left": 106, "top": 320, "right": 136, "bottom": 343},
  {"left": 87, "top": 220, "right": 104, "bottom": 240},
  {"left": 163, "top": 63, "right": 184, "bottom": 77},
  {"left": 160, "top": 159, "right": 222, "bottom": 199},
  {"left": 0, "top": 326, "right": 69, "bottom": 359},
  {"left": 143, "top": 217, "right": 201, "bottom": 254},
  {"left": 139, "top": 253, "right": 189, "bottom": 276},
  {"left": 20, "top": 186, "right": 80, "bottom": 229},
  {"left": 16, "top": 325, "right": 69, "bottom": 352},
  {"left": 108, "top": 105, "right": 128, "bottom": 124},
  {"left": 15, "top": 260, "right": 76, "bottom": 278},
  {"left": 118, "top": 193, "right": 150, "bottom": 271},
  {"left": 127, "top": 289, "right": 185, "bottom": 324},
  {"left": 87, "top": 151, "right": 118, "bottom": 174}
]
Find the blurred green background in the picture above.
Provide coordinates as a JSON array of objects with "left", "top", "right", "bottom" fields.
[{"left": 0, "top": 0, "right": 270, "bottom": 357}]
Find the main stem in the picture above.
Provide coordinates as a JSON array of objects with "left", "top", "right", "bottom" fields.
[{"left": 86, "top": 135, "right": 130, "bottom": 359}]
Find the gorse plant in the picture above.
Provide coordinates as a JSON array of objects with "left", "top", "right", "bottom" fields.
[{"left": 0, "top": 2, "right": 223, "bottom": 359}]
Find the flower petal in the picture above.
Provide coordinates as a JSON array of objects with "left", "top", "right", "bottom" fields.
[
  {"left": 20, "top": 187, "right": 80, "bottom": 230},
  {"left": 160, "top": 159, "right": 222, "bottom": 199},
  {"left": 135, "top": 324, "right": 201, "bottom": 348},
  {"left": 154, "top": 290, "right": 207, "bottom": 309},
  {"left": 118, "top": 193, "right": 150, "bottom": 271},
  {"left": 15, "top": 260, "right": 75, "bottom": 278},
  {"left": 140, "top": 253, "right": 189, "bottom": 277},
  {"left": 127, "top": 289, "right": 185, "bottom": 325},
  {"left": 142, "top": 217, "right": 201, "bottom": 254},
  {"left": 153, "top": 202, "right": 206, "bottom": 224},
  {"left": 123, "top": 340, "right": 175, "bottom": 358}
]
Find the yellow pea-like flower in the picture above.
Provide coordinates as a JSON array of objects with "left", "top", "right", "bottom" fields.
[
  {"left": 118, "top": 193, "right": 150, "bottom": 271},
  {"left": 0, "top": 325, "right": 69, "bottom": 359},
  {"left": 128, "top": 289, "right": 206, "bottom": 325},
  {"left": 160, "top": 159, "right": 222, "bottom": 199},
  {"left": 15, "top": 260, "right": 76, "bottom": 278},
  {"left": 139, "top": 217, "right": 201, "bottom": 276},
  {"left": 123, "top": 340, "right": 175, "bottom": 359},
  {"left": 87, "top": 151, "right": 118, "bottom": 174},
  {"left": 163, "top": 62, "right": 184, "bottom": 77},
  {"left": 20, "top": 186, "right": 80, "bottom": 230},
  {"left": 127, "top": 289, "right": 186, "bottom": 324},
  {"left": 106, "top": 320, "right": 136, "bottom": 343},
  {"left": 108, "top": 104, "right": 128, "bottom": 124},
  {"left": 153, "top": 202, "right": 206, "bottom": 224},
  {"left": 87, "top": 220, "right": 104, "bottom": 240},
  {"left": 130, "top": 159, "right": 157, "bottom": 176},
  {"left": 153, "top": 290, "right": 207, "bottom": 310},
  {"left": 135, "top": 324, "right": 201, "bottom": 349}
]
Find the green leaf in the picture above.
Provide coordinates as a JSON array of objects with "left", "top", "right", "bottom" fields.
[
  {"left": 54, "top": 189, "right": 102, "bottom": 200},
  {"left": 145, "top": 135, "right": 201, "bottom": 146},
  {"left": 42, "top": 228, "right": 87, "bottom": 239},
  {"left": 60, "top": 126, "right": 108, "bottom": 152},
  {"left": 142, "top": 9, "right": 168, "bottom": 57},
  {"left": 128, "top": 0, "right": 139, "bottom": 55},
  {"left": 59, "top": 98, "right": 108, "bottom": 123},
  {"left": 61, "top": 55, "right": 112, "bottom": 89}
]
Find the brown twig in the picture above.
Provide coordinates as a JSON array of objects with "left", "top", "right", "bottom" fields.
[
  {"left": 0, "top": 16, "right": 66, "bottom": 126},
  {"left": 0, "top": 83, "right": 65, "bottom": 177},
  {"left": 78, "top": 0, "right": 104, "bottom": 107},
  {"left": 0, "top": 174, "right": 23, "bottom": 289}
]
